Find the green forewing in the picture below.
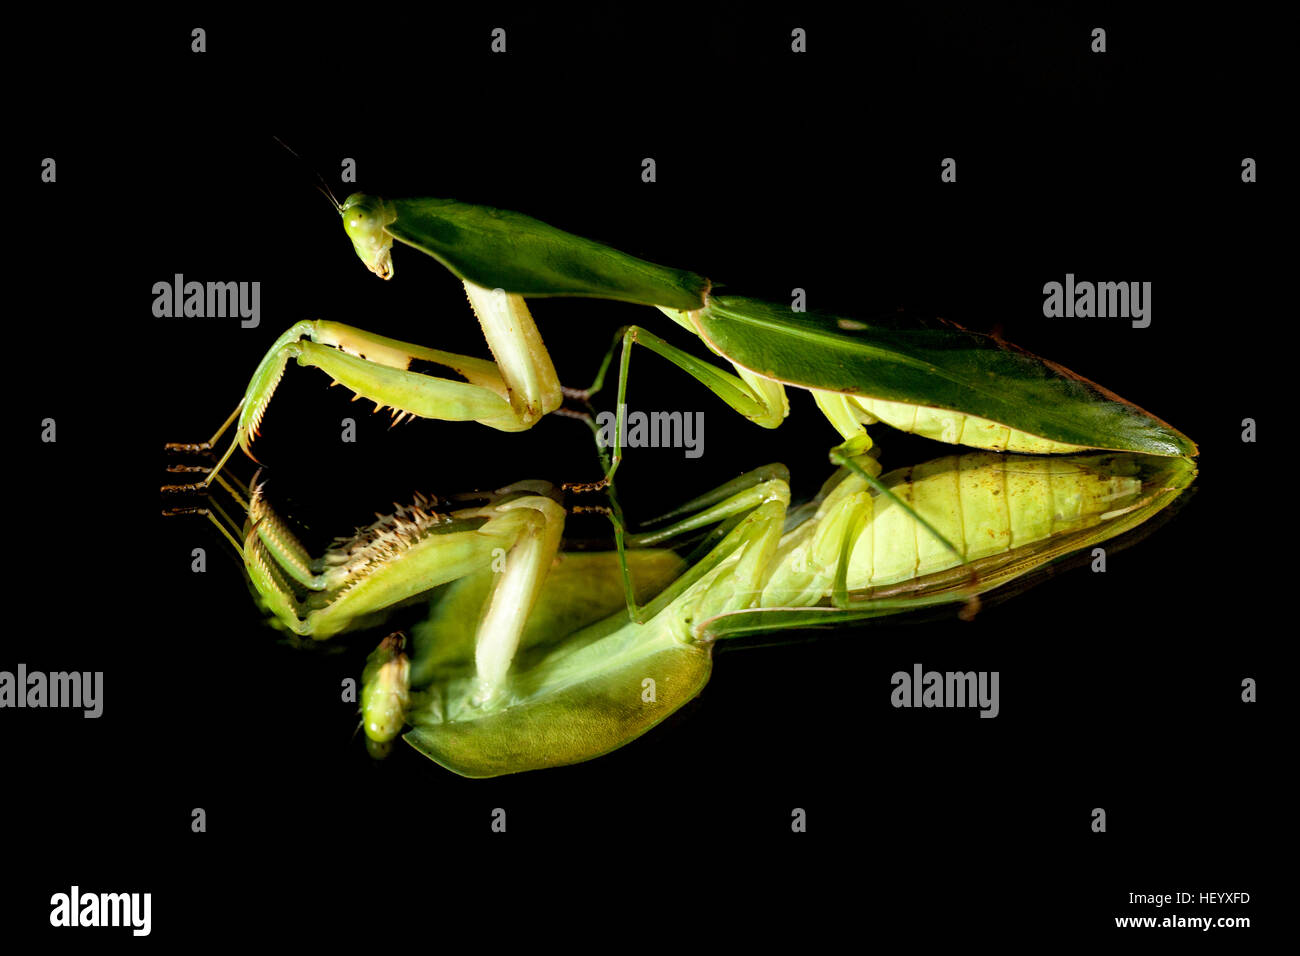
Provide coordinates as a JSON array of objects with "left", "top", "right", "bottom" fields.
[
  {"left": 696, "top": 297, "right": 1197, "bottom": 458},
  {"left": 387, "top": 198, "right": 709, "bottom": 310}
]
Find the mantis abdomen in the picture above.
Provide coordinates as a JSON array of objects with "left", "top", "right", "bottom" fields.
[{"left": 853, "top": 397, "right": 1090, "bottom": 454}]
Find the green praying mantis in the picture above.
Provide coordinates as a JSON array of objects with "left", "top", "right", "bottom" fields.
[
  {"left": 170, "top": 187, "right": 1195, "bottom": 502},
  {"left": 163, "top": 177, "right": 1198, "bottom": 776}
]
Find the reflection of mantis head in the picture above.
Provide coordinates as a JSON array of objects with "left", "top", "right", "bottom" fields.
[{"left": 341, "top": 193, "right": 396, "bottom": 279}]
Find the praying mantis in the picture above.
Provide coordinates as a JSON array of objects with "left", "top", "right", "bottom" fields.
[
  {"left": 165, "top": 188, "right": 1195, "bottom": 512},
  {"left": 162, "top": 176, "right": 1198, "bottom": 775}
]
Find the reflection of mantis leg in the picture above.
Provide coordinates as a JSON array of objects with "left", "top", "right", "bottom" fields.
[
  {"left": 164, "top": 279, "right": 562, "bottom": 490},
  {"left": 609, "top": 471, "right": 796, "bottom": 640},
  {"left": 599, "top": 464, "right": 792, "bottom": 624},
  {"left": 242, "top": 481, "right": 564, "bottom": 709}
]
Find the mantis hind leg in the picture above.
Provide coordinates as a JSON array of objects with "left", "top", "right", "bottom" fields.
[{"left": 581, "top": 321, "right": 788, "bottom": 484}]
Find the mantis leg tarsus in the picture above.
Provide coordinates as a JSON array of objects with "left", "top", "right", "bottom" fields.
[
  {"left": 163, "top": 441, "right": 214, "bottom": 454},
  {"left": 164, "top": 463, "right": 212, "bottom": 474},
  {"left": 162, "top": 399, "right": 246, "bottom": 494},
  {"left": 163, "top": 400, "right": 244, "bottom": 456},
  {"left": 562, "top": 476, "right": 611, "bottom": 494},
  {"left": 160, "top": 504, "right": 247, "bottom": 557},
  {"left": 161, "top": 432, "right": 244, "bottom": 497}
]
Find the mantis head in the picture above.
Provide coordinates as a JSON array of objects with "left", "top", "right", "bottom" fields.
[{"left": 341, "top": 193, "right": 396, "bottom": 279}]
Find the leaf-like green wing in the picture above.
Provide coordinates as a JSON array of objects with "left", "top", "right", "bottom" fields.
[
  {"left": 695, "top": 297, "right": 1197, "bottom": 458},
  {"left": 386, "top": 198, "right": 709, "bottom": 310}
]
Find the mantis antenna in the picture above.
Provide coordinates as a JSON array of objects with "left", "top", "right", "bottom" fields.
[{"left": 272, "top": 135, "right": 342, "bottom": 212}]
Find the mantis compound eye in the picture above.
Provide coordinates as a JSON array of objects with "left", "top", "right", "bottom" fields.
[{"left": 340, "top": 192, "right": 395, "bottom": 279}]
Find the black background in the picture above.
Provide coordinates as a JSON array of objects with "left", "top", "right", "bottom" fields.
[{"left": 6, "top": 7, "right": 1282, "bottom": 944}]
